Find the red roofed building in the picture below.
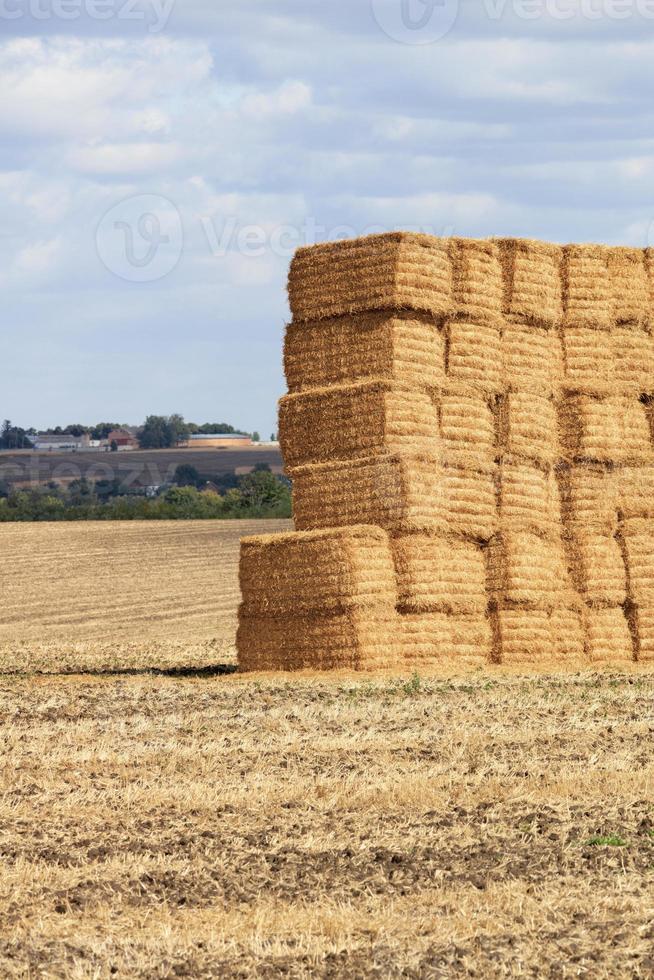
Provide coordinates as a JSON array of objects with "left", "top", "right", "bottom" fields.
[{"left": 107, "top": 429, "right": 139, "bottom": 451}]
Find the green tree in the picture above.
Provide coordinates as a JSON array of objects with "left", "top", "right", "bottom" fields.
[
  {"left": 174, "top": 463, "right": 201, "bottom": 487},
  {"left": 251, "top": 431, "right": 260, "bottom": 443},
  {"left": 168, "top": 413, "right": 191, "bottom": 446},
  {"left": 138, "top": 416, "right": 171, "bottom": 449},
  {"left": 237, "top": 470, "right": 289, "bottom": 511}
]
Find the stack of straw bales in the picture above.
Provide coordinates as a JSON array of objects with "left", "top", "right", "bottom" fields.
[{"left": 237, "top": 232, "right": 654, "bottom": 671}]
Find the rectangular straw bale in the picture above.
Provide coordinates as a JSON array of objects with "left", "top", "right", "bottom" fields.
[
  {"left": 278, "top": 380, "right": 439, "bottom": 468},
  {"left": 401, "top": 611, "right": 492, "bottom": 666},
  {"left": 502, "top": 320, "right": 563, "bottom": 394},
  {"left": 612, "top": 325, "right": 654, "bottom": 394},
  {"left": 491, "top": 605, "right": 584, "bottom": 664},
  {"left": 443, "top": 462, "right": 499, "bottom": 541},
  {"left": 608, "top": 247, "right": 649, "bottom": 326},
  {"left": 445, "top": 318, "right": 503, "bottom": 394},
  {"left": 563, "top": 244, "right": 612, "bottom": 330},
  {"left": 647, "top": 247, "right": 654, "bottom": 327},
  {"left": 629, "top": 604, "right": 654, "bottom": 662},
  {"left": 496, "top": 238, "right": 563, "bottom": 327},
  {"left": 583, "top": 606, "right": 635, "bottom": 663},
  {"left": 559, "top": 395, "right": 652, "bottom": 464},
  {"left": 498, "top": 391, "right": 559, "bottom": 464},
  {"left": 288, "top": 232, "right": 453, "bottom": 322},
  {"left": 558, "top": 463, "right": 618, "bottom": 534},
  {"left": 392, "top": 533, "right": 487, "bottom": 614},
  {"left": 239, "top": 525, "right": 396, "bottom": 616},
  {"left": 290, "top": 454, "right": 445, "bottom": 534},
  {"left": 237, "top": 606, "right": 400, "bottom": 672},
  {"left": 486, "top": 531, "right": 571, "bottom": 606},
  {"left": 449, "top": 238, "right": 503, "bottom": 325},
  {"left": 440, "top": 385, "right": 497, "bottom": 467},
  {"left": 619, "top": 465, "right": 654, "bottom": 520},
  {"left": 561, "top": 325, "right": 615, "bottom": 395},
  {"left": 284, "top": 311, "right": 445, "bottom": 393},
  {"left": 565, "top": 529, "right": 627, "bottom": 606},
  {"left": 621, "top": 518, "right": 654, "bottom": 605},
  {"left": 498, "top": 459, "right": 562, "bottom": 538}
]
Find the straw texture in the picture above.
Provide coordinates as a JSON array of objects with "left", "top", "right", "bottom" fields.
[
  {"left": 288, "top": 233, "right": 453, "bottom": 322},
  {"left": 392, "top": 533, "right": 487, "bottom": 614},
  {"left": 290, "top": 454, "right": 444, "bottom": 534},
  {"left": 278, "top": 380, "right": 439, "bottom": 468},
  {"left": 237, "top": 608, "right": 400, "bottom": 672},
  {"left": 239, "top": 526, "right": 396, "bottom": 616},
  {"left": 401, "top": 611, "right": 492, "bottom": 667},
  {"left": 284, "top": 311, "right": 445, "bottom": 393}
]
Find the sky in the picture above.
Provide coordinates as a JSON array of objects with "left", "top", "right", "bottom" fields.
[{"left": 2, "top": 0, "right": 654, "bottom": 436}]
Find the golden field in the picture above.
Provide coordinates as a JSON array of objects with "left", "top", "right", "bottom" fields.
[
  {"left": 2, "top": 520, "right": 654, "bottom": 977},
  {"left": 0, "top": 519, "right": 291, "bottom": 673}
]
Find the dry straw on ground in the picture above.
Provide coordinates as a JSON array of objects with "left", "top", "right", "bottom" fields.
[{"left": 238, "top": 231, "right": 654, "bottom": 672}]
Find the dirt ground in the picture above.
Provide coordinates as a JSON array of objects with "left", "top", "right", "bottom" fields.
[{"left": 2, "top": 670, "right": 654, "bottom": 978}]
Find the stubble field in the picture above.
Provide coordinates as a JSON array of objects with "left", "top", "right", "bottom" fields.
[{"left": 2, "top": 521, "right": 654, "bottom": 977}]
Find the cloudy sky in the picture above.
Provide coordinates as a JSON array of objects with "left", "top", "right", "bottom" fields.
[{"left": 2, "top": 0, "right": 654, "bottom": 435}]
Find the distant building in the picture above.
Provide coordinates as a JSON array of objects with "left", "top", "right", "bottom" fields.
[
  {"left": 185, "top": 433, "right": 253, "bottom": 449},
  {"left": 107, "top": 429, "right": 139, "bottom": 451},
  {"left": 33, "top": 434, "right": 91, "bottom": 452}
]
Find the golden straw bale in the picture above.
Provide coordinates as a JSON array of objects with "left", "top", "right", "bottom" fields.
[
  {"left": 392, "top": 533, "right": 487, "bottom": 614},
  {"left": 239, "top": 525, "right": 396, "bottom": 616},
  {"left": 565, "top": 529, "right": 627, "bottom": 606},
  {"left": 619, "top": 465, "right": 654, "bottom": 520},
  {"left": 490, "top": 605, "right": 584, "bottom": 664},
  {"left": 502, "top": 320, "right": 563, "bottom": 394},
  {"left": 563, "top": 244, "right": 612, "bottom": 330},
  {"left": 237, "top": 606, "right": 400, "bottom": 672},
  {"left": 498, "top": 459, "right": 562, "bottom": 538},
  {"left": 442, "top": 463, "right": 499, "bottom": 541},
  {"left": 445, "top": 318, "right": 503, "bottom": 394},
  {"left": 558, "top": 394, "right": 650, "bottom": 464},
  {"left": 278, "top": 380, "right": 439, "bottom": 468},
  {"left": 449, "top": 238, "right": 503, "bottom": 325},
  {"left": 498, "top": 392, "right": 559, "bottom": 464},
  {"left": 440, "top": 385, "right": 497, "bottom": 467},
  {"left": 621, "top": 518, "right": 654, "bottom": 605},
  {"left": 486, "top": 531, "right": 571, "bottom": 606},
  {"left": 629, "top": 604, "right": 654, "bottom": 662},
  {"left": 583, "top": 606, "right": 635, "bottom": 663},
  {"left": 290, "top": 454, "right": 445, "bottom": 534},
  {"left": 647, "top": 247, "right": 654, "bottom": 327},
  {"left": 284, "top": 311, "right": 445, "bottom": 393},
  {"left": 612, "top": 325, "right": 654, "bottom": 394},
  {"left": 496, "top": 238, "right": 563, "bottom": 327},
  {"left": 401, "top": 611, "right": 492, "bottom": 666},
  {"left": 608, "top": 247, "right": 649, "bottom": 326},
  {"left": 288, "top": 232, "right": 453, "bottom": 322},
  {"left": 551, "top": 606, "right": 586, "bottom": 661},
  {"left": 561, "top": 325, "right": 615, "bottom": 395},
  {"left": 558, "top": 463, "right": 618, "bottom": 534}
]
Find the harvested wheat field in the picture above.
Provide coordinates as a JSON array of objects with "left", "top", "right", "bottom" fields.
[
  {"left": 2, "top": 671, "right": 654, "bottom": 977},
  {"left": 0, "top": 519, "right": 291, "bottom": 673}
]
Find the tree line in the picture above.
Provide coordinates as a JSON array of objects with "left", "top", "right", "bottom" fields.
[
  {"left": 0, "top": 416, "right": 271, "bottom": 450},
  {"left": 0, "top": 466, "right": 291, "bottom": 522}
]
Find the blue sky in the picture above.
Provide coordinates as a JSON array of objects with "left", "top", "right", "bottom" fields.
[{"left": 2, "top": 0, "right": 654, "bottom": 435}]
